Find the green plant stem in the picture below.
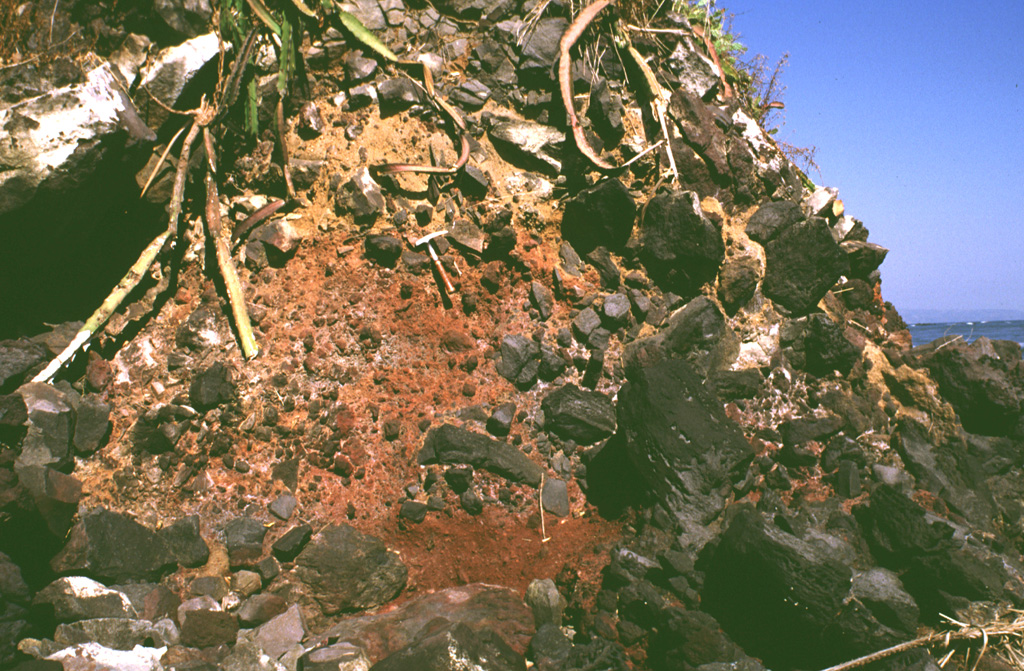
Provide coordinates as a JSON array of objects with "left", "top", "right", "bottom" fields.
[{"left": 32, "top": 229, "right": 172, "bottom": 383}]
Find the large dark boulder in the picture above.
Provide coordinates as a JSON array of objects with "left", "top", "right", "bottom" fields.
[
  {"left": 561, "top": 179, "right": 636, "bottom": 254},
  {"left": 699, "top": 508, "right": 856, "bottom": 669},
  {"left": 910, "top": 336, "right": 1022, "bottom": 437},
  {"left": 854, "top": 484, "right": 1012, "bottom": 620},
  {"left": 50, "top": 508, "right": 176, "bottom": 582},
  {"left": 745, "top": 200, "right": 804, "bottom": 244},
  {"left": 891, "top": 418, "right": 996, "bottom": 533},
  {"left": 310, "top": 583, "right": 534, "bottom": 664},
  {"left": 540, "top": 384, "right": 616, "bottom": 445},
  {"left": 803, "top": 313, "right": 862, "bottom": 377},
  {"left": 419, "top": 424, "right": 543, "bottom": 486},
  {"left": 295, "top": 524, "right": 407, "bottom": 615},
  {"left": 717, "top": 255, "right": 760, "bottom": 314},
  {"left": 763, "top": 217, "right": 847, "bottom": 315},
  {"left": 842, "top": 240, "right": 889, "bottom": 279},
  {"left": 615, "top": 360, "right": 753, "bottom": 533},
  {"left": 622, "top": 296, "right": 738, "bottom": 376},
  {"left": 639, "top": 190, "right": 724, "bottom": 298}
]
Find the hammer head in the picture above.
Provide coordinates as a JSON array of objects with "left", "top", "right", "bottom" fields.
[{"left": 413, "top": 230, "right": 449, "bottom": 247}]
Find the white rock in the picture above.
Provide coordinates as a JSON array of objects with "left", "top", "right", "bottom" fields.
[
  {"left": 137, "top": 32, "right": 220, "bottom": 111},
  {"left": 47, "top": 642, "right": 166, "bottom": 671},
  {"left": 0, "top": 62, "right": 150, "bottom": 215},
  {"left": 34, "top": 576, "right": 138, "bottom": 621}
]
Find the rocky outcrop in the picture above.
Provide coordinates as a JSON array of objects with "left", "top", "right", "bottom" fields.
[{"left": 2, "top": 3, "right": 1021, "bottom": 671}]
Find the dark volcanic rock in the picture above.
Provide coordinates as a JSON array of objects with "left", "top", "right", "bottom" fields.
[
  {"left": 622, "top": 296, "right": 738, "bottom": 377},
  {"left": 647, "top": 608, "right": 752, "bottom": 671},
  {"left": 311, "top": 583, "right": 533, "bottom": 664},
  {"left": 189, "top": 361, "right": 235, "bottom": 411},
  {"left": 700, "top": 508, "right": 854, "bottom": 669},
  {"left": 272, "top": 524, "right": 313, "bottom": 562},
  {"left": 72, "top": 395, "right": 110, "bottom": 454},
  {"left": 0, "top": 552, "right": 29, "bottom": 666},
  {"left": 855, "top": 484, "right": 1011, "bottom": 619},
  {"left": 616, "top": 360, "right": 753, "bottom": 534},
  {"left": 529, "top": 281, "right": 555, "bottom": 321},
  {"left": 842, "top": 240, "right": 889, "bottom": 279},
  {"left": 518, "top": 18, "right": 568, "bottom": 80},
  {"left": 717, "top": 255, "right": 760, "bottom": 314},
  {"left": 399, "top": 500, "right": 428, "bottom": 523},
  {"left": 586, "top": 246, "right": 621, "bottom": 290},
  {"left": 0, "top": 339, "right": 47, "bottom": 391},
  {"left": 131, "top": 404, "right": 193, "bottom": 454},
  {"left": 154, "top": 0, "right": 214, "bottom": 36},
  {"left": 541, "top": 478, "right": 569, "bottom": 518},
  {"left": 370, "top": 621, "right": 525, "bottom": 671},
  {"left": 487, "top": 402, "right": 517, "bottom": 437},
  {"left": 745, "top": 200, "right": 804, "bottom": 244},
  {"left": 419, "top": 424, "right": 543, "bottom": 486},
  {"left": 295, "top": 524, "right": 407, "bottom": 614},
  {"left": 160, "top": 516, "right": 209, "bottom": 568},
  {"left": 587, "top": 79, "right": 625, "bottom": 147},
  {"left": 910, "top": 336, "right": 1022, "bottom": 436},
  {"left": 223, "top": 516, "right": 267, "bottom": 567},
  {"left": 179, "top": 596, "right": 239, "bottom": 648},
  {"left": 890, "top": 418, "right": 996, "bottom": 532},
  {"left": 639, "top": 190, "right": 724, "bottom": 297},
  {"left": 336, "top": 168, "right": 385, "bottom": 222},
  {"left": 364, "top": 235, "right": 403, "bottom": 268},
  {"left": 51, "top": 508, "right": 176, "bottom": 582},
  {"left": 377, "top": 77, "right": 425, "bottom": 116},
  {"left": 15, "top": 382, "right": 74, "bottom": 470},
  {"left": 803, "top": 313, "right": 862, "bottom": 376},
  {"left": 540, "top": 384, "right": 616, "bottom": 445},
  {"left": 561, "top": 179, "right": 636, "bottom": 254},
  {"left": 14, "top": 465, "right": 82, "bottom": 536},
  {"left": 763, "top": 217, "right": 847, "bottom": 315},
  {"left": 495, "top": 334, "right": 540, "bottom": 384}
]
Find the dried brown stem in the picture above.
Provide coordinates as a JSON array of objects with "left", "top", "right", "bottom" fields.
[
  {"left": 558, "top": 0, "right": 616, "bottom": 171},
  {"left": 374, "top": 63, "right": 470, "bottom": 176},
  {"left": 232, "top": 199, "right": 287, "bottom": 245},
  {"left": 203, "top": 129, "right": 259, "bottom": 359},
  {"left": 277, "top": 97, "right": 296, "bottom": 200}
]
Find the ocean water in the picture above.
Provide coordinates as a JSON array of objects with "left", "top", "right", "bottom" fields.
[{"left": 906, "top": 320, "right": 1024, "bottom": 349}]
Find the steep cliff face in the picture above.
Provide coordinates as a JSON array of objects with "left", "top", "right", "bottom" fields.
[{"left": 2, "top": 2, "right": 1023, "bottom": 670}]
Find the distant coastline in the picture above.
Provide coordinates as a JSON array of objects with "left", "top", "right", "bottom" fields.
[{"left": 900, "top": 308, "right": 1024, "bottom": 325}]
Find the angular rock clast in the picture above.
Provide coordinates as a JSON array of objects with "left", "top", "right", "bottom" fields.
[
  {"left": 763, "top": 217, "right": 848, "bottom": 315},
  {"left": 50, "top": 508, "right": 176, "bottom": 582},
  {"left": 540, "top": 384, "right": 616, "bottom": 445},
  {"left": 561, "top": 179, "right": 636, "bottom": 255},
  {"left": 615, "top": 359, "right": 754, "bottom": 529},
  {"left": 639, "top": 190, "right": 724, "bottom": 298},
  {"left": 419, "top": 424, "right": 542, "bottom": 486},
  {"left": 294, "top": 524, "right": 407, "bottom": 614}
]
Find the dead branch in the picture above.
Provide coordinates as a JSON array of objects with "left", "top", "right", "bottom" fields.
[{"left": 558, "top": 0, "right": 616, "bottom": 171}]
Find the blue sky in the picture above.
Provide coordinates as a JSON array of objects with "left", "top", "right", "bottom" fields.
[{"left": 719, "top": 0, "right": 1023, "bottom": 315}]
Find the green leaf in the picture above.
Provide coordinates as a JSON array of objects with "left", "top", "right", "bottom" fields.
[
  {"left": 336, "top": 10, "right": 397, "bottom": 62},
  {"left": 246, "top": 0, "right": 282, "bottom": 34}
]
